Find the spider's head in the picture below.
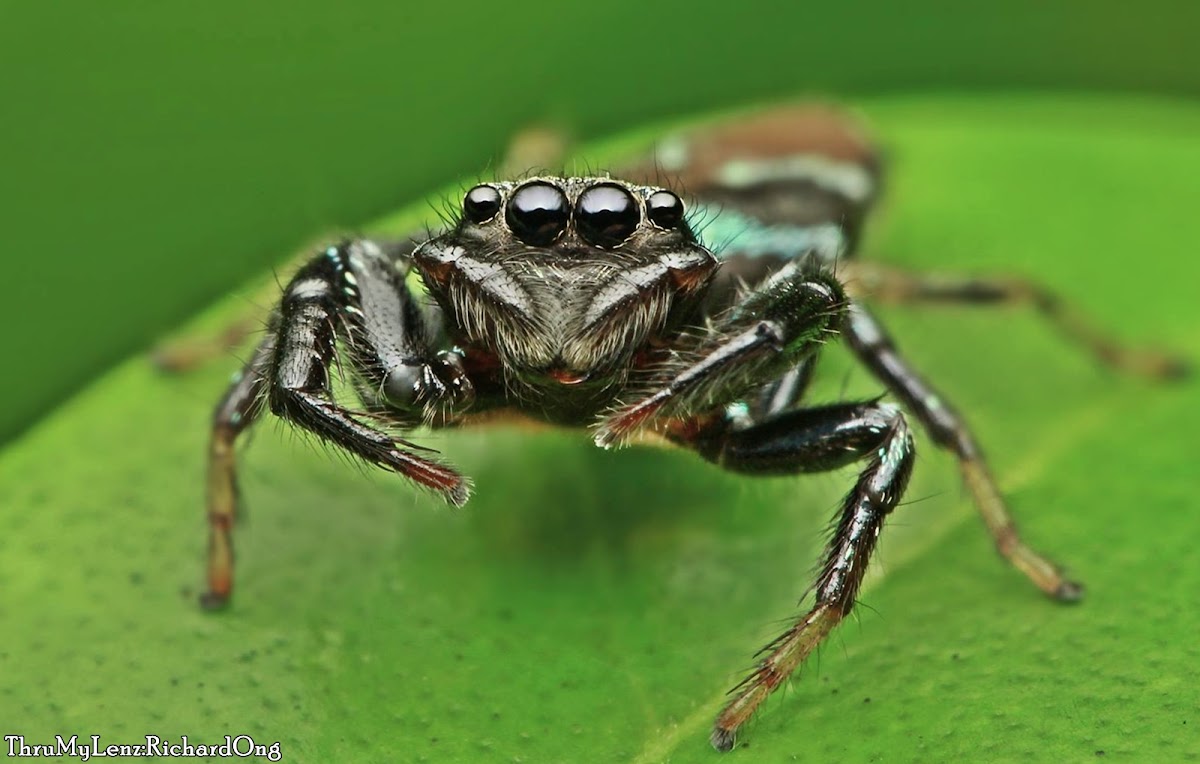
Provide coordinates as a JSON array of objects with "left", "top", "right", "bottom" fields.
[{"left": 412, "top": 177, "right": 718, "bottom": 390}]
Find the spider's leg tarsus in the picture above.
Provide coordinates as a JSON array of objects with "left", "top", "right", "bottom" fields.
[{"left": 710, "top": 727, "right": 737, "bottom": 754}]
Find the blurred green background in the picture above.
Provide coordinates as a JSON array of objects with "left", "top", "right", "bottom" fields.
[
  {"left": 4, "top": 4, "right": 1200, "bottom": 763},
  {"left": 3, "top": 1, "right": 1200, "bottom": 443}
]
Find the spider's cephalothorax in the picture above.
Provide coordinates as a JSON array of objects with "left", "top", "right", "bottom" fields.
[
  {"left": 412, "top": 178, "right": 718, "bottom": 418},
  {"left": 200, "top": 106, "right": 1186, "bottom": 751}
]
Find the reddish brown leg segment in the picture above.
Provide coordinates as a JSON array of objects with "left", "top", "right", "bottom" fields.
[
  {"left": 844, "top": 301, "right": 1083, "bottom": 601},
  {"left": 203, "top": 334, "right": 275, "bottom": 609},
  {"left": 675, "top": 401, "right": 915, "bottom": 751},
  {"left": 708, "top": 405, "right": 913, "bottom": 749}
]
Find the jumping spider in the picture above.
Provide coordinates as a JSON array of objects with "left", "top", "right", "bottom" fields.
[{"left": 202, "top": 107, "right": 1186, "bottom": 750}]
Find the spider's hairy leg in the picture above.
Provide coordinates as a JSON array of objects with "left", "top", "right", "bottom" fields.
[
  {"left": 669, "top": 401, "right": 914, "bottom": 752},
  {"left": 203, "top": 332, "right": 276, "bottom": 609},
  {"left": 595, "top": 259, "right": 846, "bottom": 447},
  {"left": 845, "top": 301, "right": 1083, "bottom": 601},
  {"left": 267, "top": 241, "right": 470, "bottom": 502},
  {"left": 202, "top": 241, "right": 473, "bottom": 608},
  {"left": 846, "top": 261, "right": 1190, "bottom": 380}
]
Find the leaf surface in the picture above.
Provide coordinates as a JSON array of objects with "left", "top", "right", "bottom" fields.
[{"left": 2, "top": 95, "right": 1198, "bottom": 762}]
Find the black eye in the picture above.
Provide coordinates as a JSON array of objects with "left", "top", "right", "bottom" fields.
[
  {"left": 463, "top": 184, "right": 502, "bottom": 223},
  {"left": 506, "top": 181, "right": 569, "bottom": 246},
  {"left": 576, "top": 183, "right": 640, "bottom": 248},
  {"left": 646, "top": 190, "right": 685, "bottom": 229}
]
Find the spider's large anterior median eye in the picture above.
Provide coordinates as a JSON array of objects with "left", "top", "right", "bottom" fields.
[
  {"left": 506, "top": 181, "right": 569, "bottom": 246},
  {"left": 576, "top": 183, "right": 639, "bottom": 248},
  {"left": 463, "top": 184, "right": 502, "bottom": 223},
  {"left": 646, "top": 190, "right": 685, "bottom": 229}
]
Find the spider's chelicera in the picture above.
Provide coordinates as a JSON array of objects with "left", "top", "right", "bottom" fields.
[{"left": 202, "top": 107, "right": 1186, "bottom": 751}]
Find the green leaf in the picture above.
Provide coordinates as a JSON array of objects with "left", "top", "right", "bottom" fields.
[{"left": 2, "top": 94, "right": 1198, "bottom": 762}]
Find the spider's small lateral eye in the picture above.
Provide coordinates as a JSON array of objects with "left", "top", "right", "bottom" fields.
[
  {"left": 576, "top": 183, "right": 640, "bottom": 248},
  {"left": 646, "top": 190, "right": 685, "bottom": 229},
  {"left": 506, "top": 181, "right": 569, "bottom": 246},
  {"left": 463, "top": 184, "right": 502, "bottom": 223}
]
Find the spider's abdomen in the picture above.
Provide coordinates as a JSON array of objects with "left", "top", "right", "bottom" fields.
[
  {"left": 627, "top": 105, "right": 881, "bottom": 254},
  {"left": 619, "top": 106, "right": 883, "bottom": 318}
]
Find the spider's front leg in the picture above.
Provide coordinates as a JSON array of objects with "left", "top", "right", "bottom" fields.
[
  {"left": 687, "top": 400, "right": 914, "bottom": 751},
  {"left": 594, "top": 258, "right": 845, "bottom": 447},
  {"left": 596, "top": 260, "right": 915, "bottom": 751},
  {"left": 202, "top": 240, "right": 472, "bottom": 608}
]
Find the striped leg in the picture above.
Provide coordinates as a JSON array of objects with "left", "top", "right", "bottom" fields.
[
  {"left": 265, "top": 242, "right": 470, "bottom": 504},
  {"left": 595, "top": 260, "right": 846, "bottom": 447},
  {"left": 845, "top": 301, "right": 1082, "bottom": 600},
  {"left": 201, "top": 241, "right": 471, "bottom": 608},
  {"left": 674, "top": 401, "right": 915, "bottom": 751}
]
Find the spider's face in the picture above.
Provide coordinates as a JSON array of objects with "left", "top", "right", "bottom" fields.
[{"left": 413, "top": 177, "right": 718, "bottom": 388}]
